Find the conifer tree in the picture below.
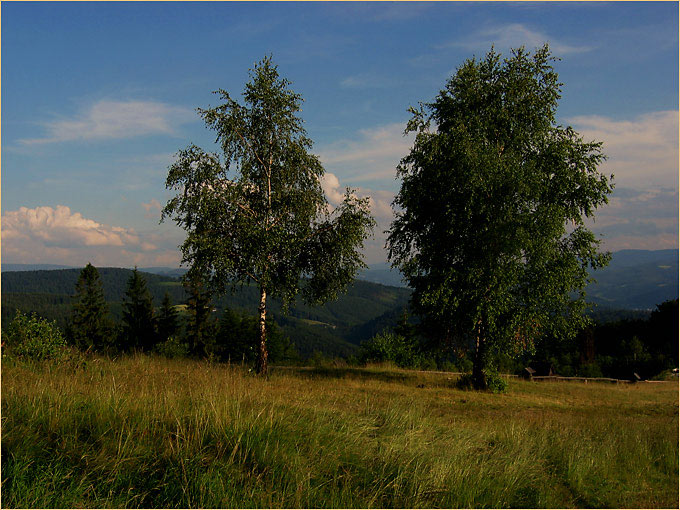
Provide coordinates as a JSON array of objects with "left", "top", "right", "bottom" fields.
[
  {"left": 184, "top": 276, "right": 218, "bottom": 358},
  {"left": 121, "top": 268, "right": 156, "bottom": 351},
  {"left": 157, "top": 292, "right": 180, "bottom": 344},
  {"left": 71, "top": 263, "right": 112, "bottom": 351}
]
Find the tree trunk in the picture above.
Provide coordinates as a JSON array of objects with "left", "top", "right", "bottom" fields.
[
  {"left": 472, "top": 319, "right": 488, "bottom": 390},
  {"left": 256, "top": 286, "right": 268, "bottom": 375}
]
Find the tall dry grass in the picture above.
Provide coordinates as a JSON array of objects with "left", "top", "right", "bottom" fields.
[{"left": 2, "top": 355, "right": 677, "bottom": 508}]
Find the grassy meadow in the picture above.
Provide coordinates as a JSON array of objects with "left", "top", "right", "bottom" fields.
[{"left": 2, "top": 355, "right": 678, "bottom": 508}]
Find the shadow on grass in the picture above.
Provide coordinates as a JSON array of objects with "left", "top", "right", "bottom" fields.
[{"left": 273, "top": 365, "right": 461, "bottom": 388}]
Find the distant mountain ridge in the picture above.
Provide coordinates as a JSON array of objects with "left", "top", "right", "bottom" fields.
[
  {"left": 2, "top": 249, "right": 677, "bottom": 310},
  {"left": 586, "top": 249, "right": 678, "bottom": 310}
]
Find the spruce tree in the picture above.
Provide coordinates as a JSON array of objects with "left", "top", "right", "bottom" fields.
[
  {"left": 71, "top": 263, "right": 112, "bottom": 351},
  {"left": 157, "top": 292, "right": 181, "bottom": 344},
  {"left": 121, "top": 268, "right": 156, "bottom": 351},
  {"left": 184, "top": 276, "right": 218, "bottom": 358}
]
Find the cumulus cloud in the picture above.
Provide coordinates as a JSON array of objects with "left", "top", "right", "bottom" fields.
[
  {"left": 321, "top": 172, "right": 397, "bottom": 264},
  {"left": 20, "top": 100, "right": 195, "bottom": 144},
  {"left": 442, "top": 23, "right": 592, "bottom": 55},
  {"left": 2, "top": 205, "right": 140, "bottom": 247},
  {"left": 568, "top": 110, "right": 678, "bottom": 190},
  {"left": 318, "top": 123, "right": 415, "bottom": 183},
  {"left": 320, "top": 173, "right": 346, "bottom": 206},
  {"left": 1, "top": 205, "right": 181, "bottom": 267}
]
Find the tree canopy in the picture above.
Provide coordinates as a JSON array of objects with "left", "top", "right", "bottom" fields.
[
  {"left": 163, "top": 56, "right": 374, "bottom": 373},
  {"left": 70, "top": 263, "right": 112, "bottom": 352},
  {"left": 387, "top": 45, "right": 614, "bottom": 390},
  {"left": 121, "top": 268, "right": 156, "bottom": 351}
]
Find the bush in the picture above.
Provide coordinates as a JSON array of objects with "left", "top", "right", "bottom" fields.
[
  {"left": 455, "top": 369, "right": 508, "bottom": 393},
  {"left": 485, "top": 371, "right": 508, "bottom": 394},
  {"left": 359, "top": 331, "right": 423, "bottom": 368},
  {"left": 578, "top": 362, "right": 604, "bottom": 378},
  {"left": 154, "top": 336, "right": 190, "bottom": 359},
  {"left": 2, "top": 311, "right": 69, "bottom": 362}
]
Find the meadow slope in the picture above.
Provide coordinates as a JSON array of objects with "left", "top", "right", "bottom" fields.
[{"left": 2, "top": 356, "right": 677, "bottom": 508}]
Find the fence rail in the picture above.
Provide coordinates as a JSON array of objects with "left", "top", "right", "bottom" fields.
[
  {"left": 529, "top": 375, "right": 677, "bottom": 384},
  {"left": 274, "top": 366, "right": 677, "bottom": 385}
]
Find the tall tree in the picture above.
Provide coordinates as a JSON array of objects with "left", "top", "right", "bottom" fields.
[
  {"left": 121, "top": 268, "right": 156, "bottom": 351},
  {"left": 71, "top": 263, "right": 112, "bottom": 351},
  {"left": 157, "top": 292, "right": 181, "bottom": 344},
  {"left": 387, "top": 45, "right": 614, "bottom": 390},
  {"left": 163, "top": 56, "right": 374, "bottom": 374},
  {"left": 184, "top": 276, "right": 218, "bottom": 358}
]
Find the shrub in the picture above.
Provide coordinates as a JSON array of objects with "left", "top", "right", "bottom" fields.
[
  {"left": 154, "top": 336, "right": 190, "bottom": 359},
  {"left": 359, "top": 331, "right": 423, "bottom": 368},
  {"left": 485, "top": 370, "right": 508, "bottom": 394},
  {"left": 2, "top": 311, "right": 69, "bottom": 362},
  {"left": 578, "top": 362, "right": 604, "bottom": 378},
  {"left": 455, "top": 369, "right": 508, "bottom": 393}
]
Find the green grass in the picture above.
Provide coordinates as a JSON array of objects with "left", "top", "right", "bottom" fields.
[{"left": 2, "top": 356, "right": 677, "bottom": 508}]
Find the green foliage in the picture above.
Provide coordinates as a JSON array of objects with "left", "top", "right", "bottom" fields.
[
  {"left": 388, "top": 45, "right": 613, "bottom": 390},
  {"left": 359, "top": 331, "right": 425, "bottom": 369},
  {"left": 455, "top": 369, "right": 506, "bottom": 393},
  {"left": 484, "top": 370, "right": 508, "bottom": 394},
  {"left": 162, "top": 56, "right": 374, "bottom": 373},
  {"left": 3, "top": 310, "right": 68, "bottom": 362},
  {"left": 121, "top": 268, "right": 156, "bottom": 351},
  {"left": 70, "top": 263, "right": 114, "bottom": 351},
  {"left": 2, "top": 267, "right": 188, "bottom": 303},
  {"left": 531, "top": 299, "right": 678, "bottom": 380},
  {"left": 154, "top": 336, "right": 190, "bottom": 359}
]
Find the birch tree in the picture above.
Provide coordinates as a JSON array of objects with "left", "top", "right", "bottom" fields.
[
  {"left": 387, "top": 46, "right": 614, "bottom": 390},
  {"left": 163, "top": 57, "right": 374, "bottom": 374}
]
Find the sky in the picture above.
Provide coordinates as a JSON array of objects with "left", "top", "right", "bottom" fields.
[{"left": 2, "top": 1, "right": 678, "bottom": 268}]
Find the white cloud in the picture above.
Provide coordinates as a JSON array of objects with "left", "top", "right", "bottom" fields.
[
  {"left": 568, "top": 110, "right": 678, "bottom": 190},
  {"left": 444, "top": 23, "right": 592, "bottom": 55},
  {"left": 20, "top": 100, "right": 195, "bottom": 144},
  {"left": 321, "top": 172, "right": 396, "bottom": 265},
  {"left": 1, "top": 205, "right": 181, "bottom": 267},
  {"left": 320, "top": 173, "right": 346, "bottom": 206},
  {"left": 2, "top": 205, "right": 139, "bottom": 247},
  {"left": 322, "top": 172, "right": 394, "bottom": 222},
  {"left": 318, "top": 122, "right": 415, "bottom": 183}
]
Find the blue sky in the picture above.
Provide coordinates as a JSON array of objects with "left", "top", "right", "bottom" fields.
[{"left": 2, "top": 1, "right": 678, "bottom": 267}]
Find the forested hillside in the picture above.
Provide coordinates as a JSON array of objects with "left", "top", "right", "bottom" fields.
[
  {"left": 4, "top": 249, "right": 677, "bottom": 311},
  {"left": 1, "top": 268, "right": 410, "bottom": 358}
]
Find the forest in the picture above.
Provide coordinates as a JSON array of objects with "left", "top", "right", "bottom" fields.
[{"left": 2, "top": 265, "right": 677, "bottom": 381}]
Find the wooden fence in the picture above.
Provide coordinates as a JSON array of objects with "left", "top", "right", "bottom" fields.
[{"left": 529, "top": 375, "right": 677, "bottom": 384}]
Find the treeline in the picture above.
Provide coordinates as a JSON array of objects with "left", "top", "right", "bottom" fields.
[
  {"left": 3, "top": 264, "right": 298, "bottom": 365},
  {"left": 358, "top": 301, "right": 678, "bottom": 380},
  {"left": 4, "top": 264, "right": 677, "bottom": 380},
  {"left": 530, "top": 299, "right": 678, "bottom": 380}
]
